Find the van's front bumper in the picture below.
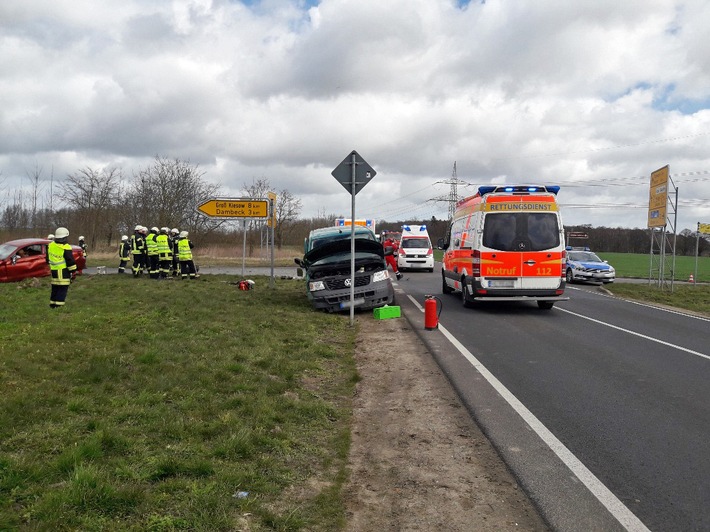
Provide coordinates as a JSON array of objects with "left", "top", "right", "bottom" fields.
[
  {"left": 397, "top": 257, "right": 434, "bottom": 270},
  {"left": 309, "top": 280, "right": 394, "bottom": 313}
]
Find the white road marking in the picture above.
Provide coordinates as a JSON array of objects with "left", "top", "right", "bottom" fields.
[
  {"left": 407, "top": 294, "right": 651, "bottom": 532},
  {"left": 557, "top": 307, "right": 710, "bottom": 361},
  {"left": 566, "top": 285, "right": 710, "bottom": 322}
]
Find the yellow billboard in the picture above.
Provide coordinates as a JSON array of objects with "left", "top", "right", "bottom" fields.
[
  {"left": 647, "top": 165, "right": 669, "bottom": 228},
  {"left": 699, "top": 223, "right": 710, "bottom": 235}
]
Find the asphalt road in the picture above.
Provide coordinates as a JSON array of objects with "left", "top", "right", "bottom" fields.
[{"left": 394, "top": 268, "right": 710, "bottom": 532}]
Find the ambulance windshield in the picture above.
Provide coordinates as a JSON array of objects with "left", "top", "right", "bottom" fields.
[{"left": 482, "top": 212, "right": 559, "bottom": 251}]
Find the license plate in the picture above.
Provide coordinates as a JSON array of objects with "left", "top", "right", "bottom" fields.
[{"left": 489, "top": 280, "right": 514, "bottom": 288}]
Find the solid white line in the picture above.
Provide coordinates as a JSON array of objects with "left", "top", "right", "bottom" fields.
[
  {"left": 567, "top": 286, "right": 710, "bottom": 323},
  {"left": 557, "top": 307, "right": 710, "bottom": 361},
  {"left": 405, "top": 294, "right": 650, "bottom": 532}
]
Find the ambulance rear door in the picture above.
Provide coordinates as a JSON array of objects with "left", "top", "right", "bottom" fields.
[{"left": 481, "top": 210, "right": 563, "bottom": 290}]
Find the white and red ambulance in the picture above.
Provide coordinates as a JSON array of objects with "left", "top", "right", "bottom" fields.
[{"left": 439, "top": 185, "right": 568, "bottom": 309}]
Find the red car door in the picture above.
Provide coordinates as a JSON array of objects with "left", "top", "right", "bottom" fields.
[{"left": 9, "top": 247, "right": 50, "bottom": 281}]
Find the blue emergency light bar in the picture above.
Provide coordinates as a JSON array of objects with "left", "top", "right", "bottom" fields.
[
  {"left": 402, "top": 225, "right": 427, "bottom": 232},
  {"left": 478, "top": 185, "right": 560, "bottom": 196}
]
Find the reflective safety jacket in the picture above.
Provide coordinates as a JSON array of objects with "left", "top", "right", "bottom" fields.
[
  {"left": 146, "top": 232, "right": 159, "bottom": 256},
  {"left": 177, "top": 237, "right": 194, "bottom": 261},
  {"left": 119, "top": 241, "right": 130, "bottom": 259},
  {"left": 131, "top": 233, "right": 145, "bottom": 256},
  {"left": 47, "top": 241, "right": 77, "bottom": 286},
  {"left": 156, "top": 233, "right": 171, "bottom": 260}
]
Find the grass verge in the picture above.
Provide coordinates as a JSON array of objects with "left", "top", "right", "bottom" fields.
[
  {"left": 0, "top": 274, "right": 357, "bottom": 531},
  {"left": 604, "top": 282, "right": 710, "bottom": 316}
]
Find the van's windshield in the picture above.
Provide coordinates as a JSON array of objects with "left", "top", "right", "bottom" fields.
[{"left": 482, "top": 212, "right": 559, "bottom": 252}]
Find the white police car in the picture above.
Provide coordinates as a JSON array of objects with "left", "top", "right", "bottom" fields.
[{"left": 565, "top": 247, "right": 615, "bottom": 284}]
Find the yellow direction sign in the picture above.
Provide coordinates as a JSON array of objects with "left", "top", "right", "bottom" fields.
[
  {"left": 196, "top": 198, "right": 269, "bottom": 218},
  {"left": 648, "top": 165, "right": 669, "bottom": 228}
]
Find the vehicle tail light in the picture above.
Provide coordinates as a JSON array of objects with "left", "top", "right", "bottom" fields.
[
  {"left": 561, "top": 250, "right": 567, "bottom": 279},
  {"left": 472, "top": 249, "right": 481, "bottom": 276}
]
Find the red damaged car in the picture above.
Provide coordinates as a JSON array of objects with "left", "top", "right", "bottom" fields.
[{"left": 0, "top": 238, "right": 86, "bottom": 283}]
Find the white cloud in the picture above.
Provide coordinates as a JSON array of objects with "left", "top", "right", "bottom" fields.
[{"left": 1, "top": 0, "right": 709, "bottom": 232}]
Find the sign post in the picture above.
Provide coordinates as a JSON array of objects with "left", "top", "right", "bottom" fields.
[
  {"left": 331, "top": 151, "right": 377, "bottom": 325},
  {"left": 196, "top": 197, "right": 272, "bottom": 285},
  {"left": 267, "top": 192, "right": 277, "bottom": 288}
]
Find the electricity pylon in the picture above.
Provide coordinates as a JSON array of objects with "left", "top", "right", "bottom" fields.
[{"left": 430, "top": 161, "right": 471, "bottom": 219}]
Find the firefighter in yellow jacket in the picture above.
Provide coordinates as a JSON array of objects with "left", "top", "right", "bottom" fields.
[
  {"left": 156, "top": 227, "right": 172, "bottom": 279},
  {"left": 177, "top": 231, "right": 198, "bottom": 279},
  {"left": 46, "top": 227, "right": 77, "bottom": 308}
]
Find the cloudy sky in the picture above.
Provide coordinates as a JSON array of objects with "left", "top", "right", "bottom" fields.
[{"left": 2, "top": 0, "right": 710, "bottom": 231}]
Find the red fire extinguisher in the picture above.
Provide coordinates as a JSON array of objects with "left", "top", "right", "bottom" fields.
[{"left": 424, "top": 295, "right": 441, "bottom": 330}]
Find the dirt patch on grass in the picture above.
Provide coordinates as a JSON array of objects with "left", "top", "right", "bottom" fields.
[{"left": 344, "top": 314, "right": 549, "bottom": 531}]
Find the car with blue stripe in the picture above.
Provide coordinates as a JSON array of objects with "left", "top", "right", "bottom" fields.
[{"left": 565, "top": 247, "right": 615, "bottom": 284}]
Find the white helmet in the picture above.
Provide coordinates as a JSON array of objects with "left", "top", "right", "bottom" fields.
[
  {"left": 161, "top": 226, "right": 169, "bottom": 233},
  {"left": 121, "top": 235, "right": 128, "bottom": 241},
  {"left": 135, "top": 225, "right": 142, "bottom": 231},
  {"left": 170, "top": 228, "right": 179, "bottom": 234},
  {"left": 55, "top": 227, "right": 69, "bottom": 239},
  {"left": 179, "top": 230, "right": 188, "bottom": 238},
  {"left": 79, "top": 236, "right": 85, "bottom": 241},
  {"left": 151, "top": 226, "right": 159, "bottom": 233},
  {"left": 47, "top": 234, "right": 55, "bottom": 240}
]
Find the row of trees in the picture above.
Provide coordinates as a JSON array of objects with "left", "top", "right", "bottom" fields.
[
  {"left": 564, "top": 225, "right": 710, "bottom": 256},
  {"left": 0, "top": 157, "right": 304, "bottom": 251},
  {"left": 2, "top": 160, "right": 708, "bottom": 256}
]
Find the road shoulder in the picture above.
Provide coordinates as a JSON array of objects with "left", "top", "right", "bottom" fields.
[{"left": 344, "top": 311, "right": 549, "bottom": 531}]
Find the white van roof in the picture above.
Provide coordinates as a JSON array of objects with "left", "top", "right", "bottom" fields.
[{"left": 401, "top": 224, "right": 429, "bottom": 236}]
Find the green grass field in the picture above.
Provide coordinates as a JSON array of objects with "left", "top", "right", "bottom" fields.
[
  {"left": 2, "top": 260, "right": 708, "bottom": 530},
  {"left": 596, "top": 252, "right": 709, "bottom": 282},
  {"left": 0, "top": 275, "right": 356, "bottom": 531}
]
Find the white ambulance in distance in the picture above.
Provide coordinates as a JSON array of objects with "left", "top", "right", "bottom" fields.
[{"left": 396, "top": 225, "right": 434, "bottom": 272}]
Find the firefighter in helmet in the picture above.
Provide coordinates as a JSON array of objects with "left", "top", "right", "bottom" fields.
[
  {"left": 156, "top": 227, "right": 172, "bottom": 279},
  {"left": 146, "top": 226, "right": 160, "bottom": 279},
  {"left": 118, "top": 235, "right": 130, "bottom": 274},
  {"left": 46, "top": 227, "right": 77, "bottom": 308},
  {"left": 177, "top": 230, "right": 198, "bottom": 280},
  {"left": 131, "top": 225, "right": 145, "bottom": 277}
]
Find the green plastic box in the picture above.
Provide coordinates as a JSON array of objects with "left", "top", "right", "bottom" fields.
[{"left": 373, "top": 305, "right": 401, "bottom": 320}]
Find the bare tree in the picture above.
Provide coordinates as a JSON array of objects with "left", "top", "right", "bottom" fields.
[
  {"left": 274, "top": 188, "right": 302, "bottom": 249},
  {"left": 59, "top": 167, "right": 123, "bottom": 249},
  {"left": 1, "top": 190, "right": 30, "bottom": 232},
  {"left": 26, "top": 163, "right": 46, "bottom": 230},
  {"left": 241, "top": 178, "right": 272, "bottom": 254},
  {"left": 126, "top": 156, "right": 223, "bottom": 236}
]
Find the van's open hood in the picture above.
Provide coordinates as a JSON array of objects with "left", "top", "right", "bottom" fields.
[{"left": 302, "top": 238, "right": 384, "bottom": 266}]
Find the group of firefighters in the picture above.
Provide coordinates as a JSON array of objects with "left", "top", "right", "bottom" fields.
[
  {"left": 44, "top": 224, "right": 198, "bottom": 309},
  {"left": 121, "top": 225, "right": 198, "bottom": 280}
]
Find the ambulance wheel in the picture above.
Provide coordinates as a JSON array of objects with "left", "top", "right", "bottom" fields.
[
  {"left": 538, "top": 301, "right": 554, "bottom": 310},
  {"left": 442, "top": 273, "right": 453, "bottom": 294},
  {"left": 461, "top": 278, "right": 475, "bottom": 308},
  {"left": 565, "top": 269, "right": 573, "bottom": 283}
]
